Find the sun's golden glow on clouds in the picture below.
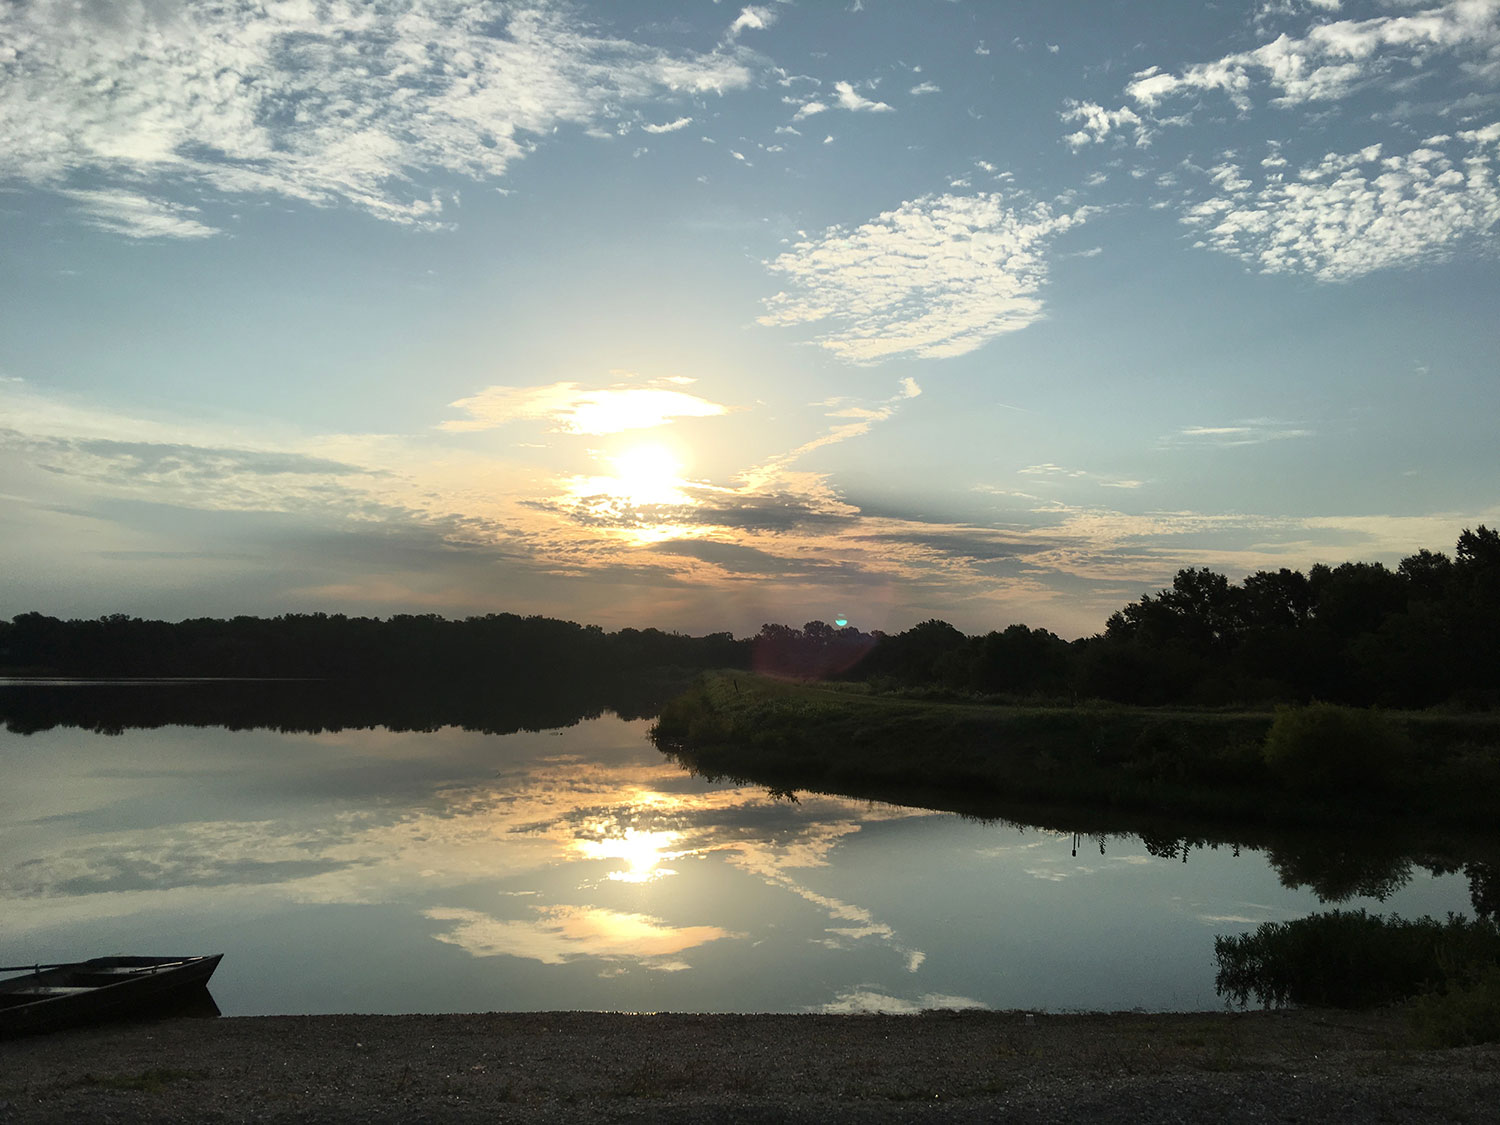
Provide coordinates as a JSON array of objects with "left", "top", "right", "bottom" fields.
[
  {"left": 441, "top": 380, "right": 730, "bottom": 435},
  {"left": 5, "top": 370, "right": 1498, "bottom": 640}
]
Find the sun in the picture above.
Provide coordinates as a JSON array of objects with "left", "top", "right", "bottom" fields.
[
  {"left": 557, "top": 440, "right": 703, "bottom": 544},
  {"left": 607, "top": 443, "right": 687, "bottom": 506}
]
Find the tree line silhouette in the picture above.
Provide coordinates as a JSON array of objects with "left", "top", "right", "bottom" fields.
[
  {"left": 0, "top": 611, "right": 747, "bottom": 683},
  {"left": 747, "top": 526, "right": 1500, "bottom": 707},
  {"left": 3, "top": 526, "right": 1496, "bottom": 708}
]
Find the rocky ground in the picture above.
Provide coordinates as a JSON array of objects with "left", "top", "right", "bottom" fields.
[{"left": 2, "top": 1008, "right": 1497, "bottom": 1123}]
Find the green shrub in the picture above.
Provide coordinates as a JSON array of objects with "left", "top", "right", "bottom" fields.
[
  {"left": 1261, "top": 702, "right": 1410, "bottom": 795},
  {"left": 1409, "top": 964, "right": 1500, "bottom": 1047}
]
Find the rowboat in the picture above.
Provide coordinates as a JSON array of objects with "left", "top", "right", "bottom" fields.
[{"left": 0, "top": 955, "right": 223, "bottom": 1036}]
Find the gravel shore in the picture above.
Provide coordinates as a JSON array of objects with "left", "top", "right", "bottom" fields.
[{"left": 3, "top": 1008, "right": 1496, "bottom": 1123}]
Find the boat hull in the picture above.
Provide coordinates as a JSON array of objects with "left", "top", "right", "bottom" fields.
[{"left": 0, "top": 955, "right": 223, "bottom": 1036}]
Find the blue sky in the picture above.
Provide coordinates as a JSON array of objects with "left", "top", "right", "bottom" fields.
[{"left": 2, "top": 0, "right": 1497, "bottom": 638}]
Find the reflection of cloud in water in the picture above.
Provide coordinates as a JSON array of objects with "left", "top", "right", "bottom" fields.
[
  {"left": 1024, "top": 868, "right": 1070, "bottom": 883},
  {"left": 424, "top": 905, "right": 737, "bottom": 968},
  {"left": 7, "top": 735, "right": 935, "bottom": 978},
  {"left": 816, "top": 989, "right": 988, "bottom": 1015},
  {"left": 2, "top": 816, "right": 385, "bottom": 899}
]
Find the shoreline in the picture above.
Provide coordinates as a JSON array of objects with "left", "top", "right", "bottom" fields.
[{"left": 4, "top": 1007, "right": 1497, "bottom": 1122}]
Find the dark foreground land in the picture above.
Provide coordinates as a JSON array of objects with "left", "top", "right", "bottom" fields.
[{"left": 2, "top": 1009, "right": 1497, "bottom": 1123}]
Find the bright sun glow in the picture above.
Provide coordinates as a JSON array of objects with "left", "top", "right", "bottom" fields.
[
  {"left": 610, "top": 444, "right": 684, "bottom": 503},
  {"left": 557, "top": 442, "right": 707, "bottom": 544},
  {"left": 564, "top": 442, "right": 691, "bottom": 509}
]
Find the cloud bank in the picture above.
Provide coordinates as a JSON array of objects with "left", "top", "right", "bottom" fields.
[
  {"left": 0, "top": 0, "right": 755, "bottom": 235},
  {"left": 1183, "top": 127, "right": 1500, "bottom": 278},
  {"left": 1126, "top": 0, "right": 1500, "bottom": 111}
]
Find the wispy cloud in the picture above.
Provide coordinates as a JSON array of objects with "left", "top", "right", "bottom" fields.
[
  {"left": 58, "top": 188, "right": 220, "bottom": 240},
  {"left": 1255, "top": 0, "right": 1343, "bottom": 32},
  {"left": 740, "top": 378, "right": 921, "bottom": 489},
  {"left": 1182, "top": 127, "right": 1500, "bottom": 279},
  {"left": 1019, "top": 464, "right": 1144, "bottom": 489},
  {"left": 759, "top": 193, "right": 1090, "bottom": 362},
  {"left": 0, "top": 1, "right": 756, "bottom": 232},
  {"left": 1160, "top": 420, "right": 1315, "bottom": 447},
  {"left": 441, "top": 380, "right": 731, "bottom": 435}
]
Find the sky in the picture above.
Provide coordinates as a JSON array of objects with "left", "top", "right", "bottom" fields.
[{"left": 2, "top": 0, "right": 1497, "bottom": 640}]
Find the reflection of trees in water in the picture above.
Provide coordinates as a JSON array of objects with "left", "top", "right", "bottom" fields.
[
  {"left": 1466, "top": 861, "right": 1499, "bottom": 917},
  {"left": 0, "top": 677, "right": 675, "bottom": 738},
  {"left": 1267, "top": 842, "right": 1414, "bottom": 903},
  {"left": 980, "top": 810, "right": 1493, "bottom": 916},
  {"left": 16, "top": 679, "right": 1497, "bottom": 920}
]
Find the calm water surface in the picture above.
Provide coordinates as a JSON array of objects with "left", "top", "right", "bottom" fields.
[{"left": 1, "top": 706, "right": 1476, "bottom": 1014}]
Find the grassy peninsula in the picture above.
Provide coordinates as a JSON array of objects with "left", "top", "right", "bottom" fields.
[{"left": 651, "top": 672, "right": 1500, "bottom": 830}]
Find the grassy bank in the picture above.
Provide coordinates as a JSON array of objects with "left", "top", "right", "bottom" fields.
[{"left": 651, "top": 673, "right": 1500, "bottom": 829}]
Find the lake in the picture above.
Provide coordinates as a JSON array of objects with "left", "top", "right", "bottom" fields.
[{"left": 0, "top": 684, "right": 1482, "bottom": 1015}]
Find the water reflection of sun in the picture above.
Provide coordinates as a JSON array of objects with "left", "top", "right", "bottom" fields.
[{"left": 575, "top": 826, "right": 683, "bottom": 883}]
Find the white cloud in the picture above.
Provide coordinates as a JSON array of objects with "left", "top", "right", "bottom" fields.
[
  {"left": 441, "top": 380, "right": 730, "bottom": 435},
  {"left": 793, "top": 100, "right": 829, "bottom": 120},
  {"left": 0, "top": 1, "right": 755, "bottom": 232},
  {"left": 1125, "top": 0, "right": 1500, "bottom": 112},
  {"left": 1181, "top": 127, "right": 1500, "bottom": 279},
  {"left": 1060, "top": 100, "right": 1147, "bottom": 149},
  {"left": 758, "top": 193, "right": 1090, "bottom": 362},
  {"left": 833, "top": 80, "right": 893, "bottom": 113},
  {"left": 59, "top": 188, "right": 220, "bottom": 240},
  {"left": 642, "top": 116, "right": 694, "bottom": 134},
  {"left": 727, "top": 5, "right": 778, "bottom": 39},
  {"left": 910, "top": 81, "right": 942, "bottom": 96}
]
